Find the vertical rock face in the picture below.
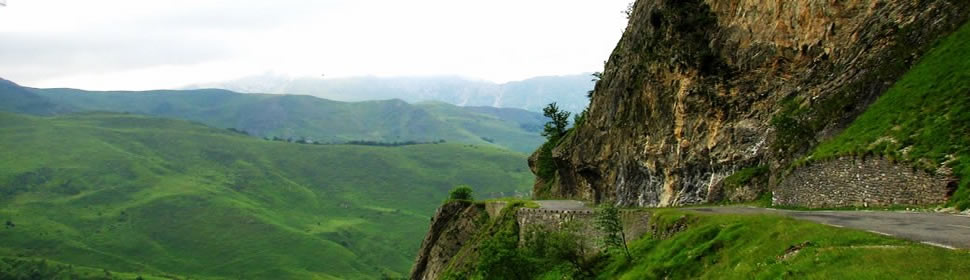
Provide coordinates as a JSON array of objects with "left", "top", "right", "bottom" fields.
[
  {"left": 410, "top": 202, "right": 485, "bottom": 280},
  {"left": 532, "top": 0, "right": 969, "bottom": 207}
]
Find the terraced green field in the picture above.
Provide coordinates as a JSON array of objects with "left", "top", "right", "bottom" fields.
[{"left": 0, "top": 112, "right": 533, "bottom": 279}]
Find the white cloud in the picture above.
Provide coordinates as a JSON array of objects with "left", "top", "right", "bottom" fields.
[{"left": 0, "top": 0, "right": 631, "bottom": 90}]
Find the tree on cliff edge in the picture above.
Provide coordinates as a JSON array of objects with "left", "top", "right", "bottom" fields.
[{"left": 542, "top": 102, "right": 570, "bottom": 140}]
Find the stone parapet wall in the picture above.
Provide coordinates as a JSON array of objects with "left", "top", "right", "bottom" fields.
[
  {"left": 774, "top": 158, "right": 955, "bottom": 208},
  {"left": 515, "top": 208, "right": 651, "bottom": 249}
]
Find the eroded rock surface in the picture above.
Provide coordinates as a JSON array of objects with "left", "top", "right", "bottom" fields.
[
  {"left": 410, "top": 201, "right": 485, "bottom": 280},
  {"left": 532, "top": 0, "right": 970, "bottom": 207}
]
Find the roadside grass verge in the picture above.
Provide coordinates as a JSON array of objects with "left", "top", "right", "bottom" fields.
[{"left": 599, "top": 210, "right": 970, "bottom": 279}]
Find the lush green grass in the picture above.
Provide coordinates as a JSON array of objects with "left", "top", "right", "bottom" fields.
[
  {"left": 721, "top": 166, "right": 767, "bottom": 191},
  {"left": 480, "top": 198, "right": 540, "bottom": 209},
  {"left": 801, "top": 22, "right": 970, "bottom": 209},
  {"left": 19, "top": 86, "right": 546, "bottom": 153},
  {"left": 0, "top": 257, "right": 180, "bottom": 280},
  {"left": 0, "top": 112, "right": 533, "bottom": 279},
  {"left": 418, "top": 102, "right": 546, "bottom": 154},
  {"left": 598, "top": 211, "right": 970, "bottom": 279},
  {"left": 443, "top": 208, "right": 970, "bottom": 279}
]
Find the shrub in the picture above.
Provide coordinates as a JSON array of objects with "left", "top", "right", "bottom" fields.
[{"left": 449, "top": 185, "right": 474, "bottom": 201}]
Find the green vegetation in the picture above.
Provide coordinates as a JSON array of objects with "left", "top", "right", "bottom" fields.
[
  {"left": 451, "top": 209, "right": 970, "bottom": 280},
  {"left": 417, "top": 102, "right": 549, "bottom": 153},
  {"left": 441, "top": 203, "right": 598, "bottom": 280},
  {"left": 0, "top": 112, "right": 532, "bottom": 279},
  {"left": 722, "top": 166, "right": 768, "bottom": 191},
  {"left": 0, "top": 79, "right": 68, "bottom": 116},
  {"left": 534, "top": 139, "right": 561, "bottom": 182},
  {"left": 481, "top": 198, "right": 540, "bottom": 209},
  {"left": 594, "top": 204, "right": 630, "bottom": 258},
  {"left": 598, "top": 211, "right": 970, "bottom": 279},
  {"left": 540, "top": 103, "right": 570, "bottom": 140},
  {"left": 449, "top": 186, "right": 474, "bottom": 201},
  {"left": 0, "top": 257, "right": 175, "bottom": 280},
  {"left": 800, "top": 22, "right": 970, "bottom": 209},
  {"left": 473, "top": 206, "right": 532, "bottom": 280},
  {"left": 534, "top": 103, "right": 571, "bottom": 194},
  {"left": 12, "top": 86, "right": 547, "bottom": 153}
]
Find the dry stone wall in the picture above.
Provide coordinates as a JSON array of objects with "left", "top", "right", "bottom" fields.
[{"left": 774, "top": 158, "right": 955, "bottom": 208}]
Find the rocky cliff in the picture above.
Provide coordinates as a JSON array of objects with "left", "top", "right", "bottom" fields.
[
  {"left": 410, "top": 201, "right": 486, "bottom": 280},
  {"left": 531, "top": 0, "right": 970, "bottom": 207}
]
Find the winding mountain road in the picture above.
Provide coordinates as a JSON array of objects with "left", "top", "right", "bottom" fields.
[{"left": 535, "top": 201, "right": 970, "bottom": 249}]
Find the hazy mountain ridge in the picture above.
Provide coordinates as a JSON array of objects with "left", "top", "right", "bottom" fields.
[
  {"left": 188, "top": 74, "right": 595, "bottom": 114},
  {"left": 0, "top": 79, "right": 548, "bottom": 153}
]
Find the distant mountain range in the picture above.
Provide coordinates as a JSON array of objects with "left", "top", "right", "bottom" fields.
[
  {"left": 0, "top": 78, "right": 549, "bottom": 153},
  {"left": 187, "top": 74, "right": 595, "bottom": 114}
]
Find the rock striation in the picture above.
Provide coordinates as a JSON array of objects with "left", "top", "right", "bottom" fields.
[{"left": 531, "top": 0, "right": 970, "bottom": 207}]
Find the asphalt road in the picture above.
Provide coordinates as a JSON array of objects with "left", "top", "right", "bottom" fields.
[{"left": 534, "top": 201, "right": 970, "bottom": 249}]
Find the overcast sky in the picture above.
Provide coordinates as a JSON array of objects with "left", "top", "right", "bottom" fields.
[{"left": 0, "top": 0, "right": 631, "bottom": 90}]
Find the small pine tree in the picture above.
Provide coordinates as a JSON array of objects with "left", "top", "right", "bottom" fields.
[
  {"left": 595, "top": 204, "right": 631, "bottom": 258},
  {"left": 541, "top": 103, "right": 570, "bottom": 140}
]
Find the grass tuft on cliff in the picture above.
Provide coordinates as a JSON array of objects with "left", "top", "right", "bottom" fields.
[{"left": 802, "top": 22, "right": 970, "bottom": 209}]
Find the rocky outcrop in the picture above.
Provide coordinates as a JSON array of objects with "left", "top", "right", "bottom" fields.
[
  {"left": 410, "top": 203, "right": 653, "bottom": 280},
  {"left": 774, "top": 157, "right": 956, "bottom": 207},
  {"left": 409, "top": 201, "right": 486, "bottom": 280},
  {"left": 532, "top": 0, "right": 970, "bottom": 207}
]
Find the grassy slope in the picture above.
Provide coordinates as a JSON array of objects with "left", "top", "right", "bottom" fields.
[
  {"left": 417, "top": 102, "right": 546, "bottom": 154},
  {"left": 0, "top": 112, "right": 533, "bottom": 279},
  {"left": 27, "top": 88, "right": 546, "bottom": 153},
  {"left": 0, "top": 257, "right": 179, "bottom": 280},
  {"left": 802, "top": 22, "right": 970, "bottom": 209},
  {"left": 0, "top": 79, "right": 68, "bottom": 116},
  {"left": 598, "top": 211, "right": 970, "bottom": 279},
  {"left": 436, "top": 207, "right": 970, "bottom": 279}
]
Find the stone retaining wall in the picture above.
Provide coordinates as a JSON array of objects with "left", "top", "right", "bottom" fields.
[
  {"left": 515, "top": 208, "right": 651, "bottom": 249},
  {"left": 774, "top": 157, "right": 955, "bottom": 208}
]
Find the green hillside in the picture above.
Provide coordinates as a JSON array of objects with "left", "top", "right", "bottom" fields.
[
  {"left": 0, "top": 79, "right": 69, "bottom": 116},
  {"left": 803, "top": 21, "right": 970, "bottom": 209},
  {"left": 418, "top": 102, "right": 546, "bottom": 153},
  {"left": 17, "top": 86, "right": 546, "bottom": 153},
  {"left": 0, "top": 112, "right": 533, "bottom": 279}
]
